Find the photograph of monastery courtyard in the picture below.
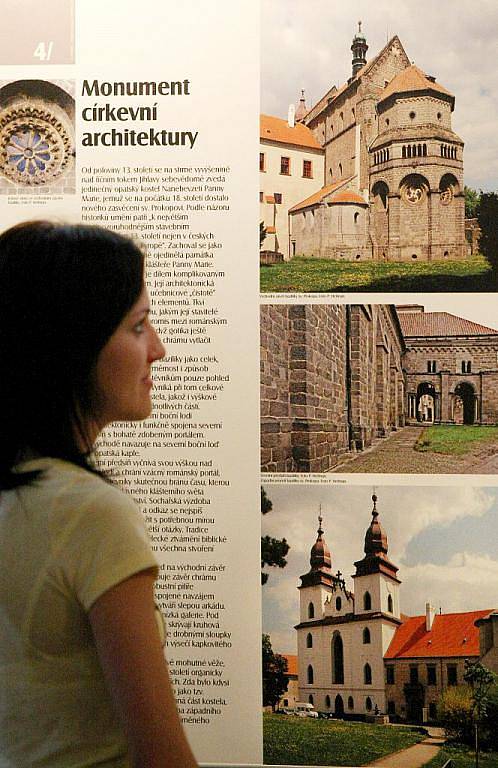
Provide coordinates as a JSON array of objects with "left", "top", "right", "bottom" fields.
[
  {"left": 259, "top": 2, "right": 498, "bottom": 292},
  {"left": 262, "top": 485, "right": 498, "bottom": 767},
  {"left": 261, "top": 300, "right": 498, "bottom": 474}
]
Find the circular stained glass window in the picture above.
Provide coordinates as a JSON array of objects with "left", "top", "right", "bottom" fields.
[
  {"left": 404, "top": 184, "right": 424, "bottom": 204},
  {"left": 0, "top": 104, "right": 73, "bottom": 186},
  {"left": 7, "top": 129, "right": 51, "bottom": 176}
]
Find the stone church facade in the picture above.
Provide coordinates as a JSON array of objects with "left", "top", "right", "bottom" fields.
[
  {"left": 287, "top": 27, "right": 466, "bottom": 262},
  {"left": 296, "top": 498, "right": 495, "bottom": 722},
  {"left": 260, "top": 304, "right": 498, "bottom": 473}
]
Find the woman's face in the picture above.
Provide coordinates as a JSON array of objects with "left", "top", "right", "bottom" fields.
[{"left": 92, "top": 286, "right": 165, "bottom": 429}]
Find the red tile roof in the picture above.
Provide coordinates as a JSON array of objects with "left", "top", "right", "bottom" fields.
[
  {"left": 385, "top": 609, "right": 493, "bottom": 659},
  {"left": 260, "top": 114, "right": 322, "bottom": 151},
  {"left": 330, "top": 190, "right": 368, "bottom": 205},
  {"left": 397, "top": 311, "right": 498, "bottom": 338},
  {"left": 282, "top": 654, "right": 298, "bottom": 676},
  {"left": 380, "top": 64, "right": 453, "bottom": 104},
  {"left": 289, "top": 178, "right": 356, "bottom": 213}
]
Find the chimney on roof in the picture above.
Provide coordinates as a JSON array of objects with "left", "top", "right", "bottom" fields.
[
  {"left": 288, "top": 103, "right": 295, "bottom": 128},
  {"left": 426, "top": 602, "right": 436, "bottom": 631}
]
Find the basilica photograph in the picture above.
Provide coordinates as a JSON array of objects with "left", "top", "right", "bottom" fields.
[{"left": 259, "top": 10, "right": 496, "bottom": 292}]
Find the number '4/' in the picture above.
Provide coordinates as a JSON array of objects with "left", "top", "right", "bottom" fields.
[{"left": 33, "top": 42, "right": 54, "bottom": 61}]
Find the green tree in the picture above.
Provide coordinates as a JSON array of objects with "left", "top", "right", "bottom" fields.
[
  {"left": 261, "top": 487, "right": 289, "bottom": 585},
  {"left": 262, "top": 633, "right": 288, "bottom": 711},
  {"left": 464, "top": 186, "right": 480, "bottom": 218},
  {"left": 477, "top": 191, "right": 498, "bottom": 272},
  {"left": 464, "top": 659, "right": 497, "bottom": 768}
]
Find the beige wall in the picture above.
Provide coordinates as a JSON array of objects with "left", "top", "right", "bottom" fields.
[{"left": 260, "top": 139, "right": 323, "bottom": 259}]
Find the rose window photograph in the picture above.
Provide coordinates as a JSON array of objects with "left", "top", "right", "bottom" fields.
[{"left": 6, "top": 129, "right": 52, "bottom": 177}]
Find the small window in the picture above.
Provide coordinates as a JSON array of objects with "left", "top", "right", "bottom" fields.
[
  {"left": 427, "top": 360, "right": 437, "bottom": 373},
  {"left": 364, "top": 664, "right": 372, "bottom": 685},
  {"left": 386, "top": 666, "right": 395, "bottom": 685},
  {"left": 309, "top": 694, "right": 314, "bottom": 705},
  {"left": 363, "top": 627, "right": 371, "bottom": 644},
  {"left": 339, "top": 162, "right": 343, "bottom": 177},
  {"left": 325, "top": 695, "right": 331, "bottom": 709},
  {"left": 274, "top": 192, "right": 282, "bottom": 204},
  {"left": 461, "top": 360, "right": 472, "bottom": 374},
  {"left": 387, "top": 595, "right": 393, "bottom": 613},
  {"left": 427, "top": 665, "right": 437, "bottom": 685},
  {"left": 259, "top": 152, "right": 266, "bottom": 172},
  {"left": 348, "top": 695, "right": 354, "bottom": 710},
  {"left": 303, "top": 159, "right": 313, "bottom": 179},
  {"left": 363, "top": 592, "right": 372, "bottom": 611},
  {"left": 366, "top": 697, "right": 372, "bottom": 712},
  {"left": 354, "top": 212, "right": 359, "bottom": 224},
  {"left": 387, "top": 701, "right": 396, "bottom": 714},
  {"left": 307, "top": 665, "right": 314, "bottom": 684},
  {"left": 447, "top": 665, "right": 457, "bottom": 686},
  {"left": 437, "top": 112, "right": 442, "bottom": 121},
  {"left": 410, "top": 666, "right": 419, "bottom": 684},
  {"left": 336, "top": 596, "right": 342, "bottom": 611},
  {"left": 409, "top": 111, "right": 416, "bottom": 120},
  {"left": 308, "top": 602, "right": 314, "bottom": 619},
  {"left": 306, "top": 633, "right": 313, "bottom": 649},
  {"left": 280, "top": 156, "right": 290, "bottom": 175},
  {"left": 259, "top": 191, "right": 263, "bottom": 203}
]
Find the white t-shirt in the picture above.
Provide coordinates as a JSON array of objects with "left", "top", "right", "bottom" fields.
[{"left": 0, "top": 457, "right": 158, "bottom": 768}]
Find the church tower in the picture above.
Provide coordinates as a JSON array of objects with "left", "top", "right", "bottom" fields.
[
  {"left": 353, "top": 493, "right": 401, "bottom": 619},
  {"left": 351, "top": 21, "right": 368, "bottom": 78},
  {"left": 296, "top": 496, "right": 403, "bottom": 716}
]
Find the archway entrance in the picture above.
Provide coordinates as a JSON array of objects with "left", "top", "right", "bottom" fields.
[
  {"left": 335, "top": 694, "right": 344, "bottom": 717},
  {"left": 416, "top": 383, "right": 437, "bottom": 423},
  {"left": 454, "top": 382, "right": 476, "bottom": 425}
]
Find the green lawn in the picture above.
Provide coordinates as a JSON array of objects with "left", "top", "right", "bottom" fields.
[
  {"left": 424, "top": 743, "right": 498, "bottom": 768},
  {"left": 260, "top": 255, "right": 492, "bottom": 293},
  {"left": 263, "top": 713, "right": 424, "bottom": 766},
  {"left": 415, "top": 425, "right": 498, "bottom": 455}
]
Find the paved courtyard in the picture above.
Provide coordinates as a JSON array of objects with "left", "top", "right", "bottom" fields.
[{"left": 331, "top": 426, "right": 498, "bottom": 474}]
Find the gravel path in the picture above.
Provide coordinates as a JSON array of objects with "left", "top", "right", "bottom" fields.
[{"left": 331, "top": 426, "right": 498, "bottom": 474}]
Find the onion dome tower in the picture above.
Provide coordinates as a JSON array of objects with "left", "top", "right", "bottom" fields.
[
  {"left": 354, "top": 494, "right": 399, "bottom": 580},
  {"left": 300, "top": 512, "right": 333, "bottom": 588},
  {"left": 351, "top": 21, "right": 368, "bottom": 78}
]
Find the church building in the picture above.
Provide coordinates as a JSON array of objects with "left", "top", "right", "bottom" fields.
[
  {"left": 296, "top": 496, "right": 495, "bottom": 722},
  {"left": 262, "top": 25, "right": 466, "bottom": 261}
]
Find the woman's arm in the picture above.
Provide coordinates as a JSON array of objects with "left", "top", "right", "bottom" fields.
[{"left": 89, "top": 569, "right": 198, "bottom": 768}]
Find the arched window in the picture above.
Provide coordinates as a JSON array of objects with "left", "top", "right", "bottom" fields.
[
  {"left": 339, "top": 162, "right": 343, "bottom": 177},
  {"left": 325, "top": 695, "right": 331, "bottom": 709},
  {"left": 363, "top": 627, "right": 371, "bottom": 644},
  {"left": 407, "top": 145, "right": 412, "bottom": 158},
  {"left": 423, "top": 144, "right": 427, "bottom": 156},
  {"left": 364, "top": 663, "right": 372, "bottom": 685},
  {"left": 307, "top": 665, "right": 314, "bottom": 684},
  {"left": 336, "top": 596, "right": 342, "bottom": 611},
  {"left": 309, "top": 694, "right": 314, "bottom": 705},
  {"left": 348, "top": 696, "right": 354, "bottom": 710},
  {"left": 354, "top": 212, "right": 359, "bottom": 224},
  {"left": 366, "top": 696, "right": 372, "bottom": 711},
  {"left": 332, "top": 633, "right": 344, "bottom": 684},
  {"left": 308, "top": 602, "right": 314, "bottom": 619},
  {"left": 363, "top": 592, "right": 372, "bottom": 611},
  {"left": 402, "top": 146, "right": 406, "bottom": 159},
  {"left": 306, "top": 633, "right": 313, "bottom": 648},
  {"left": 387, "top": 595, "right": 393, "bottom": 613}
]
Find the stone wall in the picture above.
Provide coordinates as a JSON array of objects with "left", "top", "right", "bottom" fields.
[{"left": 260, "top": 304, "right": 406, "bottom": 472}]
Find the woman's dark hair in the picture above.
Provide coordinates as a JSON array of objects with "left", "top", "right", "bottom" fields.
[{"left": 0, "top": 221, "right": 145, "bottom": 489}]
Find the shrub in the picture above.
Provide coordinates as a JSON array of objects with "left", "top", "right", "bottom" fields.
[{"left": 437, "top": 685, "right": 474, "bottom": 744}]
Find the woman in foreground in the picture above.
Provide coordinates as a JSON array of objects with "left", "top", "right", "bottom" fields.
[{"left": 0, "top": 221, "right": 198, "bottom": 768}]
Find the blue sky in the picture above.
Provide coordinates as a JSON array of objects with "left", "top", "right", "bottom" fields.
[
  {"left": 261, "top": 0, "right": 498, "bottom": 191},
  {"left": 262, "top": 484, "right": 498, "bottom": 653}
]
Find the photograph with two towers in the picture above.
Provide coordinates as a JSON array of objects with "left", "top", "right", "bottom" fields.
[{"left": 260, "top": 2, "right": 498, "bottom": 767}]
